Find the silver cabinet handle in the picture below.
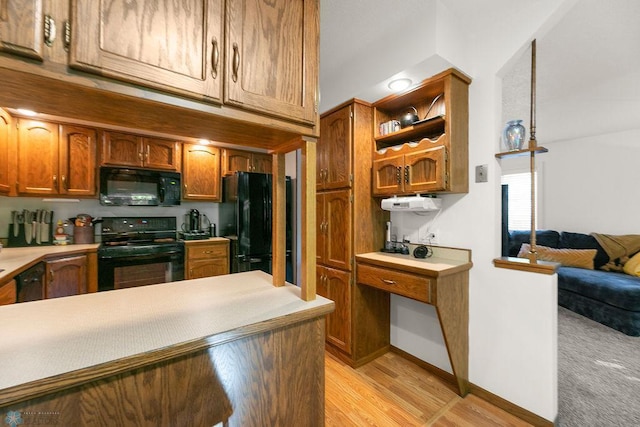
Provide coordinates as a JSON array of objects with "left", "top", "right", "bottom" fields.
[
  {"left": 211, "top": 37, "right": 219, "bottom": 79},
  {"left": 381, "top": 279, "right": 396, "bottom": 285},
  {"left": 232, "top": 43, "right": 240, "bottom": 82},
  {"left": 44, "top": 15, "right": 56, "bottom": 47}
]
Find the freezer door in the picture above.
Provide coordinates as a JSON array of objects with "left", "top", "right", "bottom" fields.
[{"left": 237, "top": 172, "right": 272, "bottom": 257}]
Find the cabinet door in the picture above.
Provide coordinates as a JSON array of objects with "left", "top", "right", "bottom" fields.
[
  {"left": 221, "top": 148, "right": 251, "bottom": 175},
  {"left": 405, "top": 146, "right": 447, "bottom": 193},
  {"left": 0, "top": 109, "right": 11, "bottom": 194},
  {"left": 318, "top": 105, "right": 352, "bottom": 190},
  {"left": 142, "top": 138, "right": 181, "bottom": 171},
  {"left": 251, "top": 153, "right": 272, "bottom": 174},
  {"left": 315, "top": 193, "right": 326, "bottom": 265},
  {"left": 101, "top": 132, "right": 143, "bottom": 167},
  {"left": 225, "top": 0, "right": 318, "bottom": 124},
  {"left": 0, "top": 0, "right": 44, "bottom": 60},
  {"left": 188, "top": 259, "right": 227, "bottom": 279},
  {"left": 0, "top": 280, "right": 17, "bottom": 305},
  {"left": 324, "top": 266, "right": 352, "bottom": 354},
  {"left": 372, "top": 154, "right": 404, "bottom": 197},
  {"left": 183, "top": 144, "right": 220, "bottom": 201},
  {"left": 45, "top": 255, "right": 87, "bottom": 299},
  {"left": 70, "top": 0, "right": 223, "bottom": 102},
  {"left": 17, "top": 119, "right": 59, "bottom": 195},
  {"left": 59, "top": 125, "right": 97, "bottom": 196},
  {"left": 324, "top": 189, "right": 352, "bottom": 271}
]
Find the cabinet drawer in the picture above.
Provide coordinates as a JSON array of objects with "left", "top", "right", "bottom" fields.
[
  {"left": 356, "top": 263, "right": 431, "bottom": 304},
  {"left": 187, "top": 244, "right": 228, "bottom": 260}
]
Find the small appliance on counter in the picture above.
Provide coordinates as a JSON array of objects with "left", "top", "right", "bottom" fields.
[
  {"left": 8, "top": 209, "right": 55, "bottom": 247},
  {"left": 179, "top": 209, "right": 213, "bottom": 240}
]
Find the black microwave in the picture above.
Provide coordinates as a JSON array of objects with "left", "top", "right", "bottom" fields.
[{"left": 99, "top": 167, "right": 181, "bottom": 206}]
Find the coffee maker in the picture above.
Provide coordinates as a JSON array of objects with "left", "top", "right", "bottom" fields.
[
  {"left": 188, "top": 209, "right": 201, "bottom": 232},
  {"left": 181, "top": 209, "right": 212, "bottom": 240}
]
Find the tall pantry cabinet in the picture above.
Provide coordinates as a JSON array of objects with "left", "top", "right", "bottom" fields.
[{"left": 316, "top": 99, "right": 389, "bottom": 367}]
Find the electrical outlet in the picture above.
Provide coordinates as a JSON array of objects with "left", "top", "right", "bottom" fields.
[
  {"left": 475, "top": 164, "right": 488, "bottom": 183},
  {"left": 419, "top": 228, "right": 439, "bottom": 244}
]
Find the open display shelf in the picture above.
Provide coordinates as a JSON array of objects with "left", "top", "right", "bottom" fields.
[{"left": 495, "top": 146, "right": 548, "bottom": 159}]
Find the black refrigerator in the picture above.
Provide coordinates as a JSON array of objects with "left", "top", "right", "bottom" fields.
[{"left": 219, "top": 172, "right": 294, "bottom": 282}]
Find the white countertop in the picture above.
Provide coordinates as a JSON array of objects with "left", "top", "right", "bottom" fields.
[
  {"left": 356, "top": 246, "right": 472, "bottom": 276},
  {"left": 0, "top": 271, "right": 333, "bottom": 396},
  {"left": 0, "top": 244, "right": 100, "bottom": 282}
]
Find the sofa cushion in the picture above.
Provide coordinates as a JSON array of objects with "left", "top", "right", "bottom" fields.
[
  {"left": 508, "top": 230, "right": 560, "bottom": 257},
  {"left": 559, "top": 231, "right": 609, "bottom": 270},
  {"left": 518, "top": 244, "right": 597, "bottom": 269},
  {"left": 557, "top": 266, "right": 640, "bottom": 311},
  {"left": 623, "top": 252, "right": 640, "bottom": 277}
]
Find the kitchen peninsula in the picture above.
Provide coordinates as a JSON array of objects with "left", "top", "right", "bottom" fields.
[{"left": 0, "top": 271, "right": 334, "bottom": 425}]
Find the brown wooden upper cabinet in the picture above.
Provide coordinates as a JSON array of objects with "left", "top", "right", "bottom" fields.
[
  {"left": 373, "top": 144, "right": 448, "bottom": 196},
  {"left": 182, "top": 143, "right": 221, "bottom": 201},
  {"left": 224, "top": 0, "right": 318, "bottom": 124},
  {"left": 0, "top": 109, "right": 11, "bottom": 194},
  {"left": 17, "top": 119, "right": 97, "bottom": 196},
  {"left": 101, "top": 131, "right": 181, "bottom": 172},
  {"left": 221, "top": 148, "right": 272, "bottom": 175},
  {"left": 70, "top": 0, "right": 224, "bottom": 103},
  {"left": 68, "top": 0, "right": 318, "bottom": 125},
  {"left": 372, "top": 68, "right": 470, "bottom": 196},
  {"left": 0, "top": 0, "right": 45, "bottom": 60},
  {"left": 317, "top": 104, "right": 352, "bottom": 190}
]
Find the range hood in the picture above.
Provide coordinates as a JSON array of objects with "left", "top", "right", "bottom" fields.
[{"left": 381, "top": 195, "right": 441, "bottom": 212}]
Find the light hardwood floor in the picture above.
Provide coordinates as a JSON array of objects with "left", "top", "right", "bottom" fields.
[{"left": 325, "top": 351, "right": 534, "bottom": 426}]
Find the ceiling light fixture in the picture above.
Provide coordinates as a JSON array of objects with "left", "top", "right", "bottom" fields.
[
  {"left": 16, "top": 108, "right": 38, "bottom": 117},
  {"left": 388, "top": 78, "right": 412, "bottom": 92}
]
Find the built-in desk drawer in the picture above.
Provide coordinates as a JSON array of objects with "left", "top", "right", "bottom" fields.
[
  {"left": 356, "top": 263, "right": 432, "bottom": 303},
  {"left": 187, "top": 243, "right": 228, "bottom": 260}
]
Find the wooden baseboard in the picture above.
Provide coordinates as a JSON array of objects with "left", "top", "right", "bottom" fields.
[
  {"left": 325, "top": 343, "right": 390, "bottom": 368},
  {"left": 389, "top": 345, "right": 459, "bottom": 391},
  {"left": 390, "top": 346, "right": 554, "bottom": 427}
]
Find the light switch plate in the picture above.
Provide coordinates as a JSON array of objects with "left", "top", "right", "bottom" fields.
[{"left": 475, "top": 164, "right": 488, "bottom": 183}]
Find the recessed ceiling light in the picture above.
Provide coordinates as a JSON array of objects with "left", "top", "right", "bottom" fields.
[
  {"left": 17, "top": 108, "right": 38, "bottom": 117},
  {"left": 388, "top": 78, "right": 412, "bottom": 92}
]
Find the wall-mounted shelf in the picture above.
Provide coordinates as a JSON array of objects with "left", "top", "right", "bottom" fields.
[
  {"left": 495, "top": 146, "right": 548, "bottom": 159},
  {"left": 375, "top": 115, "right": 445, "bottom": 148}
]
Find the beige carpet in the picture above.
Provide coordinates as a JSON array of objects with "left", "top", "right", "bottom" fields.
[{"left": 558, "top": 306, "right": 640, "bottom": 426}]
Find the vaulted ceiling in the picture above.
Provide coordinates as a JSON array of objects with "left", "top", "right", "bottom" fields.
[{"left": 320, "top": 0, "right": 640, "bottom": 143}]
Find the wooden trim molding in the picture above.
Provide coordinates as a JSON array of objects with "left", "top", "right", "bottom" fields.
[
  {"left": 493, "top": 256, "right": 558, "bottom": 275},
  {"left": 468, "top": 383, "right": 554, "bottom": 427},
  {"left": 390, "top": 346, "right": 554, "bottom": 427}
]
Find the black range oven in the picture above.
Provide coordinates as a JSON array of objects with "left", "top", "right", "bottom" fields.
[{"left": 98, "top": 217, "right": 184, "bottom": 292}]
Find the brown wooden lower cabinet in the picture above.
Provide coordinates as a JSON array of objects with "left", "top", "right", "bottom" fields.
[
  {"left": 185, "top": 239, "right": 229, "bottom": 280},
  {"left": 0, "top": 279, "right": 16, "bottom": 305},
  {"left": 317, "top": 265, "right": 351, "bottom": 354},
  {"left": 44, "top": 255, "right": 87, "bottom": 299},
  {"left": 0, "top": 314, "right": 327, "bottom": 426},
  {"left": 317, "top": 264, "right": 391, "bottom": 367}
]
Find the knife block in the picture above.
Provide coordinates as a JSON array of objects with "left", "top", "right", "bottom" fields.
[{"left": 8, "top": 223, "right": 54, "bottom": 247}]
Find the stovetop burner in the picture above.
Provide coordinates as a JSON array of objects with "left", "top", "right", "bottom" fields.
[{"left": 100, "top": 217, "right": 177, "bottom": 244}]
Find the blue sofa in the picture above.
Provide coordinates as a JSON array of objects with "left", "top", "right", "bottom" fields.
[{"left": 507, "top": 230, "right": 640, "bottom": 336}]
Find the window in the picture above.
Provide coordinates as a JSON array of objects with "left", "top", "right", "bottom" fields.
[{"left": 501, "top": 172, "right": 537, "bottom": 231}]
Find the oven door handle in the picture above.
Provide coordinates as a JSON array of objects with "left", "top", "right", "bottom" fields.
[{"left": 99, "top": 250, "right": 183, "bottom": 260}]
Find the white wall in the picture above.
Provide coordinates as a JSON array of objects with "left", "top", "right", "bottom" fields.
[
  {"left": 383, "top": 1, "right": 579, "bottom": 422},
  {"left": 541, "top": 129, "right": 640, "bottom": 235}
]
